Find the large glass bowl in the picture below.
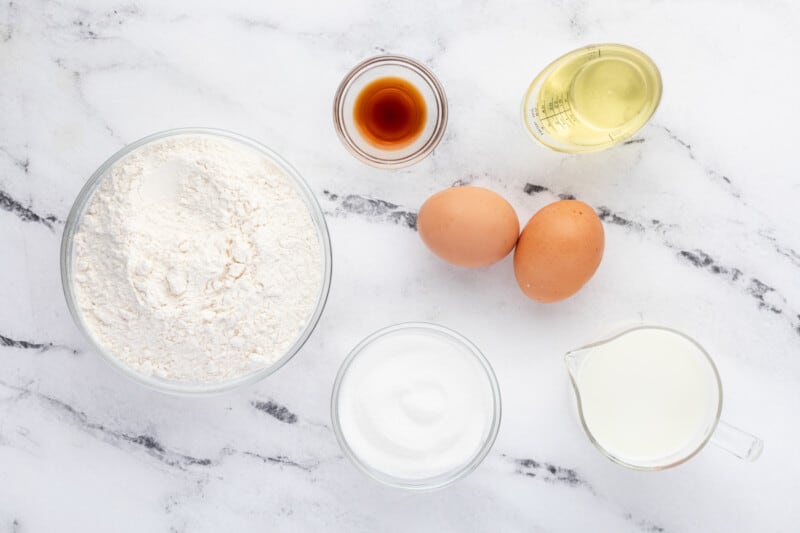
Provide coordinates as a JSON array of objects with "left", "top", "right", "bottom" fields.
[{"left": 60, "top": 128, "right": 333, "bottom": 396}]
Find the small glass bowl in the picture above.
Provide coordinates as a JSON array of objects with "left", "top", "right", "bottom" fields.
[
  {"left": 331, "top": 322, "right": 502, "bottom": 491},
  {"left": 333, "top": 55, "right": 448, "bottom": 168},
  {"left": 60, "top": 128, "right": 333, "bottom": 396}
]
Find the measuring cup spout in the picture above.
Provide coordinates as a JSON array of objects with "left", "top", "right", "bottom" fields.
[{"left": 564, "top": 348, "right": 590, "bottom": 379}]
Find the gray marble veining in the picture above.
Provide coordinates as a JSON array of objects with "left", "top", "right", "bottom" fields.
[{"left": 1, "top": 0, "right": 799, "bottom": 531}]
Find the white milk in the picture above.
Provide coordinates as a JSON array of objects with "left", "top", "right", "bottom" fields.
[
  {"left": 336, "top": 327, "right": 497, "bottom": 481},
  {"left": 572, "top": 328, "right": 720, "bottom": 467}
]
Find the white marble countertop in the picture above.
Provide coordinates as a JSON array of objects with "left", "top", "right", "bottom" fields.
[{"left": 2, "top": 1, "right": 799, "bottom": 531}]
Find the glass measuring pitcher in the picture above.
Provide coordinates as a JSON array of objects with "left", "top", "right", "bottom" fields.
[
  {"left": 565, "top": 325, "right": 763, "bottom": 470},
  {"left": 521, "top": 44, "right": 662, "bottom": 153}
]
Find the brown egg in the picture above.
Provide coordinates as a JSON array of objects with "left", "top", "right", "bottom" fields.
[
  {"left": 418, "top": 186, "right": 520, "bottom": 267},
  {"left": 514, "top": 200, "right": 604, "bottom": 302}
]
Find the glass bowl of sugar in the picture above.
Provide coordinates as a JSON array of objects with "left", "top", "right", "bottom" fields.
[
  {"left": 331, "top": 322, "right": 502, "bottom": 490},
  {"left": 60, "top": 128, "right": 332, "bottom": 395}
]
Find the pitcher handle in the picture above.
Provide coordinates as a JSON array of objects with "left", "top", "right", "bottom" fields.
[{"left": 710, "top": 420, "right": 763, "bottom": 462}]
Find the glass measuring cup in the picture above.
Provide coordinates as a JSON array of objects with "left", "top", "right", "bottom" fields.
[
  {"left": 522, "top": 44, "right": 662, "bottom": 153},
  {"left": 565, "top": 325, "right": 762, "bottom": 470}
]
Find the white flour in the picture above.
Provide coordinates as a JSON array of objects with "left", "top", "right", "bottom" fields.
[{"left": 72, "top": 133, "right": 324, "bottom": 383}]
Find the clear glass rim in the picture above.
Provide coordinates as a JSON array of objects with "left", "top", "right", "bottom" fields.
[
  {"left": 566, "top": 324, "right": 723, "bottom": 470},
  {"left": 521, "top": 43, "right": 663, "bottom": 153},
  {"left": 332, "top": 54, "right": 449, "bottom": 169},
  {"left": 330, "top": 322, "right": 502, "bottom": 491},
  {"left": 59, "top": 127, "right": 333, "bottom": 396}
]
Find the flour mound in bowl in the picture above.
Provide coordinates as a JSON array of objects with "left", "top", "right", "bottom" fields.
[{"left": 71, "top": 133, "right": 324, "bottom": 384}]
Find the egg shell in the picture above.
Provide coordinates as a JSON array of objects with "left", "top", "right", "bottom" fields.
[
  {"left": 418, "top": 186, "right": 520, "bottom": 268},
  {"left": 514, "top": 199, "right": 604, "bottom": 302}
]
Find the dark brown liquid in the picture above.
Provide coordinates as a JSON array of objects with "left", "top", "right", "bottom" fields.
[{"left": 354, "top": 76, "right": 427, "bottom": 149}]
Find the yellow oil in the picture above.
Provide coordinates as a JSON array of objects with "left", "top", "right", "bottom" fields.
[{"left": 522, "top": 44, "right": 662, "bottom": 152}]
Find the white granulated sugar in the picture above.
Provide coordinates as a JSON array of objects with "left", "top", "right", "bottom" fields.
[{"left": 72, "top": 134, "right": 324, "bottom": 383}]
